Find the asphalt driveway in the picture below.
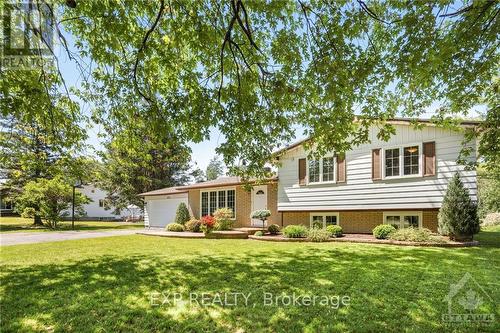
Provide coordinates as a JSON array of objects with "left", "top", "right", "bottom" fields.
[{"left": 0, "top": 229, "right": 139, "bottom": 246}]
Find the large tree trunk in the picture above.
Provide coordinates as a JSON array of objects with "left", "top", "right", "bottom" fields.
[{"left": 33, "top": 214, "right": 43, "bottom": 226}]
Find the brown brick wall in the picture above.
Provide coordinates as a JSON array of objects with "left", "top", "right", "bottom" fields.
[
  {"left": 267, "top": 183, "right": 281, "bottom": 226},
  {"left": 340, "top": 211, "right": 383, "bottom": 233},
  {"left": 423, "top": 210, "right": 438, "bottom": 231},
  {"left": 281, "top": 212, "right": 310, "bottom": 227},
  {"left": 281, "top": 209, "right": 439, "bottom": 233},
  {"left": 235, "top": 186, "right": 251, "bottom": 227}
]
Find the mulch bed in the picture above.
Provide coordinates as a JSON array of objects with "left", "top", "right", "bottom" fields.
[{"left": 248, "top": 233, "right": 479, "bottom": 247}]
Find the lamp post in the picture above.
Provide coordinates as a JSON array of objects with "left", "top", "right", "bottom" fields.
[{"left": 72, "top": 180, "right": 83, "bottom": 230}]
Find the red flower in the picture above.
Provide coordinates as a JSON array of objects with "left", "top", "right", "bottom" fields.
[{"left": 200, "top": 215, "right": 215, "bottom": 227}]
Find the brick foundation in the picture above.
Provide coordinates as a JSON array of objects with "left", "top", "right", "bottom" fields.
[{"left": 281, "top": 210, "right": 439, "bottom": 233}]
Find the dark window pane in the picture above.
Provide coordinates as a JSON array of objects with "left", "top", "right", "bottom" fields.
[
  {"left": 322, "top": 157, "right": 334, "bottom": 182},
  {"left": 386, "top": 215, "right": 400, "bottom": 228},
  {"left": 209, "top": 191, "right": 217, "bottom": 215},
  {"left": 309, "top": 160, "right": 320, "bottom": 183},
  {"left": 227, "top": 190, "right": 235, "bottom": 217},
  {"left": 385, "top": 148, "right": 400, "bottom": 177},
  {"left": 403, "top": 146, "right": 419, "bottom": 175},
  {"left": 311, "top": 216, "right": 323, "bottom": 228},
  {"left": 404, "top": 215, "right": 419, "bottom": 228},
  {"left": 201, "top": 192, "right": 208, "bottom": 216},
  {"left": 325, "top": 215, "right": 337, "bottom": 226},
  {"left": 218, "top": 190, "right": 226, "bottom": 208}
]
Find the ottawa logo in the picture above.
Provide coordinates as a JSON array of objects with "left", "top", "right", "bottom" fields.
[{"left": 442, "top": 272, "right": 495, "bottom": 325}]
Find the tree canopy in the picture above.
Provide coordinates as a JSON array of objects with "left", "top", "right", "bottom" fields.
[
  {"left": 0, "top": 69, "right": 89, "bottom": 224},
  {"left": 0, "top": 70, "right": 87, "bottom": 185},
  {"left": 97, "top": 123, "right": 192, "bottom": 209},
  {"left": 3, "top": 1, "right": 500, "bottom": 179},
  {"left": 14, "top": 176, "right": 90, "bottom": 229}
]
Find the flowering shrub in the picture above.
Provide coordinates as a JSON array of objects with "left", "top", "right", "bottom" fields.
[
  {"left": 389, "top": 227, "right": 432, "bottom": 242},
  {"left": 213, "top": 208, "right": 234, "bottom": 230},
  {"left": 307, "top": 228, "right": 331, "bottom": 242},
  {"left": 185, "top": 218, "right": 201, "bottom": 232},
  {"left": 200, "top": 215, "right": 216, "bottom": 235}
]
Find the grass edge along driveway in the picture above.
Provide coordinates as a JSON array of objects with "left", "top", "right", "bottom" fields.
[
  {"left": 0, "top": 216, "right": 144, "bottom": 233},
  {"left": 0, "top": 226, "right": 498, "bottom": 332}
]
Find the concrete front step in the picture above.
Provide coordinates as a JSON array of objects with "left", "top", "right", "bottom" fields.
[
  {"left": 207, "top": 231, "right": 248, "bottom": 239},
  {"left": 233, "top": 227, "right": 266, "bottom": 235}
]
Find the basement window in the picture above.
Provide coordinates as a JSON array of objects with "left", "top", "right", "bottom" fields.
[
  {"left": 309, "top": 212, "right": 339, "bottom": 228},
  {"left": 383, "top": 211, "right": 422, "bottom": 229}
]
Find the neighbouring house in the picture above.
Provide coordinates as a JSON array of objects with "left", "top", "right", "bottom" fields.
[
  {"left": 1, "top": 181, "right": 126, "bottom": 221},
  {"left": 141, "top": 118, "right": 479, "bottom": 232},
  {"left": 0, "top": 177, "right": 15, "bottom": 216},
  {"left": 65, "top": 184, "right": 122, "bottom": 221}
]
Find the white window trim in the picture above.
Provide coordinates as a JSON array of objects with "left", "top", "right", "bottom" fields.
[
  {"left": 382, "top": 211, "right": 423, "bottom": 228},
  {"left": 309, "top": 212, "right": 340, "bottom": 228},
  {"left": 306, "top": 156, "right": 337, "bottom": 185},
  {"left": 382, "top": 143, "right": 423, "bottom": 180},
  {"left": 200, "top": 187, "right": 236, "bottom": 219}
]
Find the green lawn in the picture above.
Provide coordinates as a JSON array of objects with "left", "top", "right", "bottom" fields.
[
  {"left": 1, "top": 227, "right": 499, "bottom": 332},
  {"left": 0, "top": 216, "right": 144, "bottom": 232}
]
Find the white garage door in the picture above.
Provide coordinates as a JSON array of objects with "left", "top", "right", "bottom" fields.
[{"left": 145, "top": 194, "right": 188, "bottom": 228}]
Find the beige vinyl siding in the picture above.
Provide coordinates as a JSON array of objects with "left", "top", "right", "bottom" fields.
[{"left": 278, "top": 124, "right": 477, "bottom": 211}]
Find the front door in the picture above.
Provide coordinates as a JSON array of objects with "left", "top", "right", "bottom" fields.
[{"left": 251, "top": 185, "right": 268, "bottom": 226}]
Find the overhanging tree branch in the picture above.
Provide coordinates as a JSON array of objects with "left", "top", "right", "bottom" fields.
[{"left": 133, "top": 0, "right": 165, "bottom": 105}]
